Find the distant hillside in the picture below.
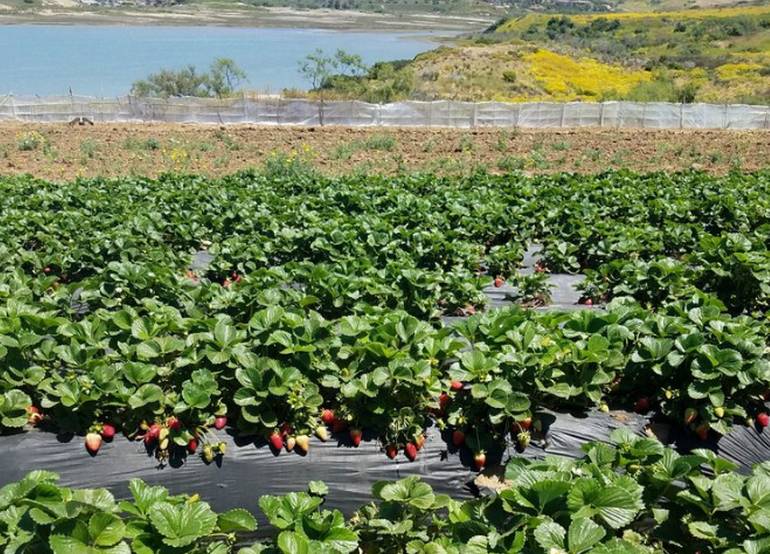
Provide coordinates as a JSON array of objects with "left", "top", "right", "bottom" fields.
[{"left": 318, "top": 4, "right": 770, "bottom": 104}]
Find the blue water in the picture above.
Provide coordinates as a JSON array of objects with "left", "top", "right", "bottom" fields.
[{"left": 0, "top": 25, "right": 444, "bottom": 96}]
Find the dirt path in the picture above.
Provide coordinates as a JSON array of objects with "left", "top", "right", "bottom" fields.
[{"left": 1, "top": 123, "right": 768, "bottom": 181}]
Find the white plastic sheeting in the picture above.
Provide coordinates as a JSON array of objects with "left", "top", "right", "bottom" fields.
[{"left": 1, "top": 95, "right": 769, "bottom": 129}]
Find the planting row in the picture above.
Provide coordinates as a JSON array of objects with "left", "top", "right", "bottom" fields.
[
  {"left": 2, "top": 171, "right": 770, "bottom": 320},
  {"left": 3, "top": 290, "right": 770, "bottom": 465},
  {"left": 3, "top": 431, "right": 770, "bottom": 553}
]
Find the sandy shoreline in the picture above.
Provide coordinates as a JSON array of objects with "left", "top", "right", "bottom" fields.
[{"left": 0, "top": 5, "right": 495, "bottom": 31}]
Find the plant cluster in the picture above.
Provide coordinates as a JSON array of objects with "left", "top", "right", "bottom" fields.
[
  {"left": 2, "top": 170, "right": 770, "bottom": 465},
  {"left": 6, "top": 432, "right": 770, "bottom": 553}
]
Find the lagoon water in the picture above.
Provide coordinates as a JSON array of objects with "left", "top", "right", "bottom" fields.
[{"left": 0, "top": 25, "right": 444, "bottom": 97}]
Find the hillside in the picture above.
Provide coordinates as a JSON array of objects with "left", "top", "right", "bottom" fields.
[{"left": 317, "top": 4, "right": 770, "bottom": 104}]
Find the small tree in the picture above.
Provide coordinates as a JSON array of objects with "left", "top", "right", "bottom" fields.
[
  {"left": 298, "top": 49, "right": 367, "bottom": 125},
  {"left": 209, "top": 58, "right": 248, "bottom": 97},
  {"left": 131, "top": 58, "right": 247, "bottom": 98}
]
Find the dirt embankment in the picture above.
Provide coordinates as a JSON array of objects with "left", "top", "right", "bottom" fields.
[{"left": 1, "top": 123, "right": 768, "bottom": 181}]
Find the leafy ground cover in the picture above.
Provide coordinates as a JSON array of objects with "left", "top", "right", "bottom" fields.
[
  {"left": 4, "top": 432, "right": 770, "bottom": 553},
  {"left": 2, "top": 168, "right": 770, "bottom": 470}
]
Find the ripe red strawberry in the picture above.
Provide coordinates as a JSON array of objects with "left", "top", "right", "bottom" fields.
[
  {"left": 473, "top": 451, "right": 486, "bottom": 470},
  {"left": 232, "top": 272, "right": 242, "bottom": 283},
  {"left": 684, "top": 407, "right": 698, "bottom": 425},
  {"left": 279, "top": 422, "right": 292, "bottom": 437},
  {"left": 404, "top": 442, "right": 418, "bottom": 461},
  {"left": 214, "top": 416, "right": 227, "bottom": 430},
  {"left": 85, "top": 432, "right": 102, "bottom": 455},
  {"left": 494, "top": 276, "right": 504, "bottom": 288},
  {"left": 695, "top": 423, "right": 710, "bottom": 441},
  {"left": 385, "top": 444, "right": 398, "bottom": 459},
  {"left": 452, "top": 429, "right": 465, "bottom": 447},
  {"left": 518, "top": 417, "right": 532, "bottom": 431},
  {"left": 166, "top": 416, "right": 181, "bottom": 431},
  {"left": 438, "top": 392, "right": 450, "bottom": 412},
  {"left": 450, "top": 380, "right": 464, "bottom": 392},
  {"left": 350, "top": 428, "right": 363, "bottom": 447},
  {"left": 187, "top": 438, "right": 198, "bottom": 453},
  {"left": 415, "top": 434, "right": 426, "bottom": 451},
  {"left": 101, "top": 423, "right": 116, "bottom": 441},
  {"left": 269, "top": 432, "right": 284, "bottom": 451},
  {"left": 321, "top": 409, "right": 335, "bottom": 425},
  {"left": 26, "top": 405, "right": 42, "bottom": 425},
  {"left": 758, "top": 413, "right": 770, "bottom": 428},
  {"left": 295, "top": 435, "right": 310, "bottom": 452},
  {"left": 332, "top": 417, "right": 347, "bottom": 433},
  {"left": 634, "top": 397, "right": 650, "bottom": 413}
]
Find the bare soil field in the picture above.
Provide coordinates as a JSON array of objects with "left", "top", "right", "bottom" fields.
[{"left": 1, "top": 123, "right": 768, "bottom": 181}]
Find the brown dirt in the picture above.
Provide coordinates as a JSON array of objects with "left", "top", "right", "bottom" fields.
[{"left": 1, "top": 123, "right": 769, "bottom": 181}]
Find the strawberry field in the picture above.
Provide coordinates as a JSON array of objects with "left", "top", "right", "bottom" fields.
[{"left": 3, "top": 169, "right": 770, "bottom": 552}]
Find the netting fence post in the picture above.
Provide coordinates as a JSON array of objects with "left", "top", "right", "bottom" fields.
[
  {"left": 472, "top": 103, "right": 478, "bottom": 128},
  {"left": 763, "top": 106, "right": 770, "bottom": 130},
  {"left": 599, "top": 102, "right": 605, "bottom": 128},
  {"left": 559, "top": 103, "right": 566, "bottom": 128},
  {"left": 679, "top": 103, "right": 684, "bottom": 130}
]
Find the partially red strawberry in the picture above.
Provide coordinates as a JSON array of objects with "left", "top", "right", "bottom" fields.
[
  {"left": 269, "top": 432, "right": 284, "bottom": 451},
  {"left": 584, "top": 298, "right": 593, "bottom": 307},
  {"left": 232, "top": 272, "right": 242, "bottom": 283},
  {"left": 695, "top": 423, "right": 710, "bottom": 441},
  {"left": 404, "top": 442, "right": 418, "bottom": 461},
  {"left": 320, "top": 409, "right": 335, "bottom": 425},
  {"left": 285, "top": 436, "right": 296, "bottom": 452},
  {"left": 101, "top": 423, "right": 116, "bottom": 441},
  {"left": 473, "top": 451, "right": 486, "bottom": 470},
  {"left": 415, "top": 434, "right": 426, "bottom": 451},
  {"left": 385, "top": 444, "right": 398, "bottom": 459},
  {"left": 214, "top": 416, "right": 227, "bottom": 430},
  {"left": 684, "top": 407, "right": 698, "bottom": 425},
  {"left": 450, "top": 380, "right": 464, "bottom": 392},
  {"left": 758, "top": 412, "right": 770, "bottom": 428},
  {"left": 350, "top": 428, "right": 363, "bottom": 447},
  {"left": 518, "top": 417, "right": 532, "bottom": 431},
  {"left": 464, "top": 305, "right": 476, "bottom": 316},
  {"left": 438, "top": 392, "right": 450, "bottom": 413},
  {"left": 43, "top": 266, "right": 51, "bottom": 274},
  {"left": 332, "top": 417, "right": 347, "bottom": 433},
  {"left": 494, "top": 276, "right": 504, "bottom": 288},
  {"left": 26, "top": 405, "right": 42, "bottom": 425},
  {"left": 85, "top": 432, "right": 102, "bottom": 455},
  {"left": 634, "top": 397, "right": 650, "bottom": 414},
  {"left": 187, "top": 438, "right": 198, "bottom": 453},
  {"left": 223, "top": 277, "right": 233, "bottom": 288},
  {"left": 145, "top": 423, "right": 161, "bottom": 445},
  {"left": 166, "top": 416, "right": 181, "bottom": 431},
  {"left": 451, "top": 429, "right": 465, "bottom": 447}
]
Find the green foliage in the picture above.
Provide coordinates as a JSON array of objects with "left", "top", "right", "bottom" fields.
[
  {"left": 131, "top": 57, "right": 247, "bottom": 98},
  {"left": 7, "top": 432, "right": 770, "bottom": 552}
]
